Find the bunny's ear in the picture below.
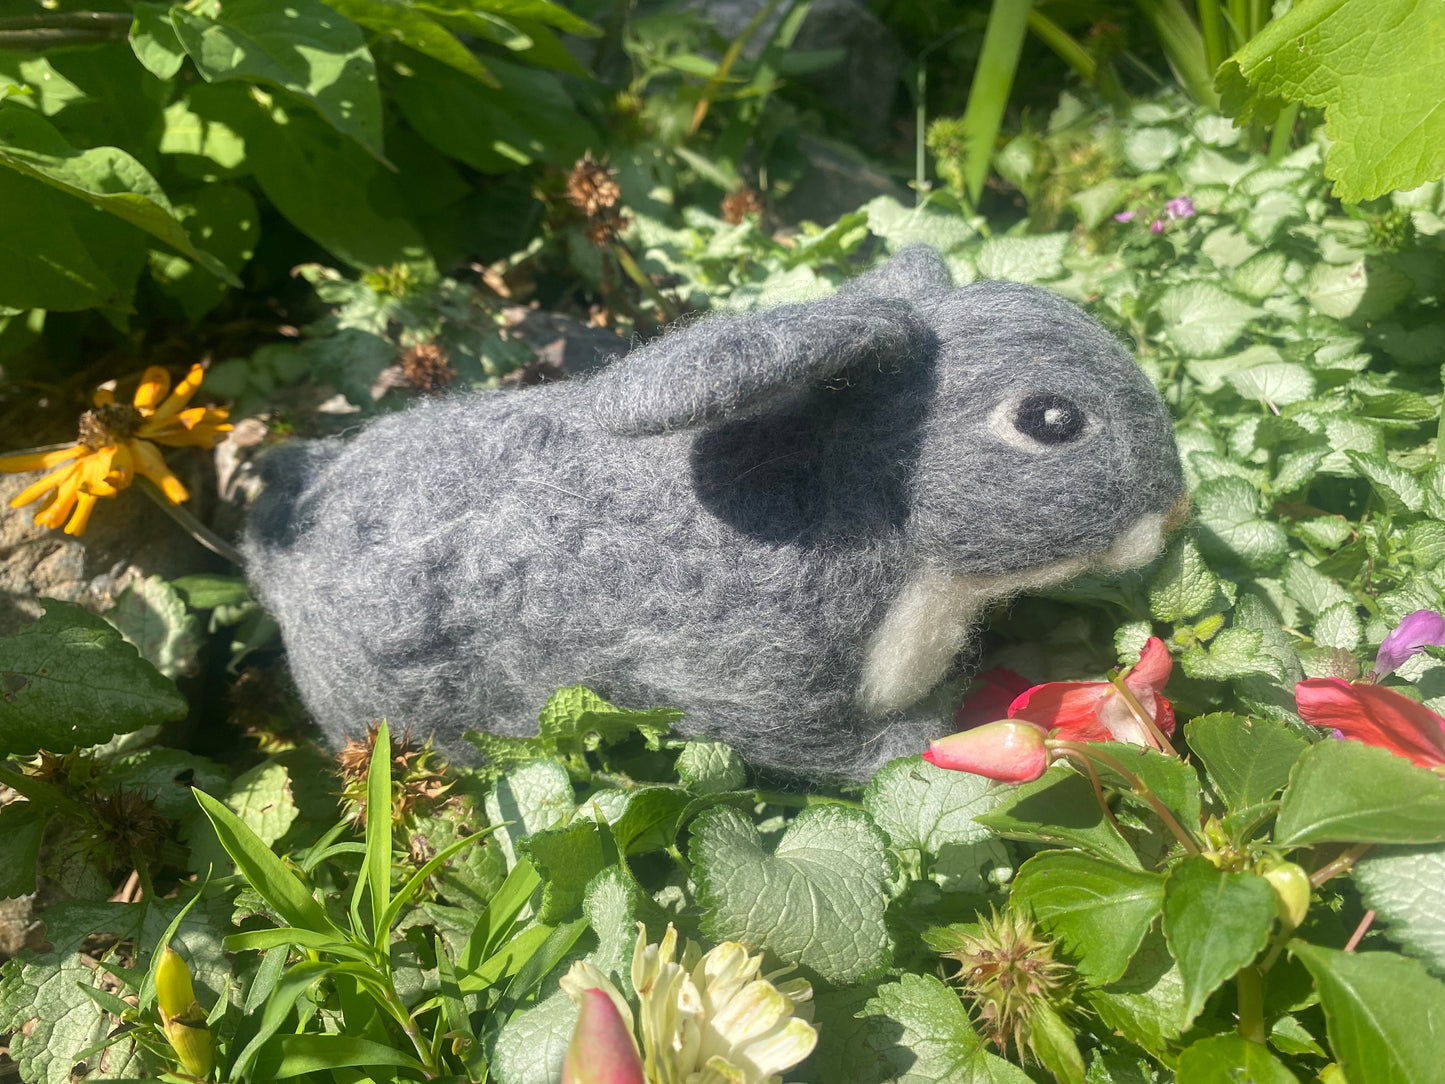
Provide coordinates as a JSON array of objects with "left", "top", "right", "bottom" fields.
[
  {"left": 839, "top": 244, "right": 953, "bottom": 300},
  {"left": 590, "top": 294, "right": 930, "bottom": 436}
]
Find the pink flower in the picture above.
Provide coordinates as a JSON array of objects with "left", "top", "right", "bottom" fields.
[
  {"left": 1165, "top": 196, "right": 1196, "bottom": 219},
  {"left": 1114, "top": 210, "right": 1137, "bottom": 223},
  {"left": 1007, "top": 637, "right": 1176, "bottom": 747},
  {"left": 1296, "top": 678, "right": 1445, "bottom": 770},
  {"left": 923, "top": 720, "right": 1050, "bottom": 782},
  {"left": 955, "top": 668, "right": 1034, "bottom": 731},
  {"left": 563, "top": 988, "right": 644, "bottom": 1084},
  {"left": 1149, "top": 219, "right": 1166, "bottom": 234},
  {"left": 1374, "top": 610, "right": 1445, "bottom": 678}
]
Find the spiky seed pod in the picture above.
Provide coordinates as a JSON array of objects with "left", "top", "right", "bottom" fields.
[{"left": 399, "top": 342, "right": 456, "bottom": 392}]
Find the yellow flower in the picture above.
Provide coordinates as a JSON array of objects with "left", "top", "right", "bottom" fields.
[
  {"left": 0, "top": 364, "right": 231, "bottom": 535},
  {"left": 155, "top": 946, "right": 214, "bottom": 1079},
  {"left": 560, "top": 924, "right": 817, "bottom": 1084}
]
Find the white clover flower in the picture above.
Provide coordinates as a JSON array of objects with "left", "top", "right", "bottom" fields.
[{"left": 560, "top": 924, "right": 817, "bottom": 1084}]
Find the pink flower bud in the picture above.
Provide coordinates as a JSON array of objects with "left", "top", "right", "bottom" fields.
[
  {"left": 923, "top": 720, "right": 1050, "bottom": 782},
  {"left": 562, "top": 988, "right": 644, "bottom": 1084}
]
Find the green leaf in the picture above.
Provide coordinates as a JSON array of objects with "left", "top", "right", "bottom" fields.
[
  {"left": 0, "top": 169, "right": 121, "bottom": 312},
  {"left": 1313, "top": 601, "right": 1362, "bottom": 651},
  {"left": 1149, "top": 537, "right": 1220, "bottom": 622},
  {"left": 0, "top": 800, "right": 45, "bottom": 898},
  {"left": 392, "top": 50, "right": 597, "bottom": 173},
  {"left": 318, "top": 0, "right": 498, "bottom": 83},
  {"left": 1305, "top": 258, "right": 1414, "bottom": 322},
  {"left": 1158, "top": 283, "right": 1261, "bottom": 357},
  {"left": 976, "top": 766, "right": 1140, "bottom": 868},
  {"left": 172, "top": 0, "right": 383, "bottom": 158},
  {"left": 1176, "top": 1034, "right": 1298, "bottom": 1083},
  {"left": 1220, "top": 0, "right": 1445, "bottom": 201},
  {"left": 148, "top": 182, "right": 259, "bottom": 321},
  {"left": 1291, "top": 942, "right": 1445, "bottom": 1084},
  {"left": 1010, "top": 853, "right": 1164, "bottom": 985},
  {"left": 973, "top": 233, "right": 1069, "bottom": 282},
  {"left": 171, "top": 574, "right": 253, "bottom": 610},
  {"left": 1195, "top": 476, "right": 1289, "bottom": 571},
  {"left": 1162, "top": 857, "right": 1276, "bottom": 1025},
  {"left": 0, "top": 104, "right": 238, "bottom": 287},
  {"left": 1344, "top": 451, "right": 1425, "bottom": 514},
  {"left": 1180, "top": 626, "right": 1283, "bottom": 682},
  {"left": 102, "top": 576, "right": 203, "bottom": 680},
  {"left": 1184, "top": 713, "right": 1307, "bottom": 809},
  {"left": 1352, "top": 843, "right": 1445, "bottom": 974},
  {"left": 1232, "top": 251, "right": 1287, "bottom": 299},
  {"left": 1282, "top": 558, "right": 1354, "bottom": 616},
  {"left": 254, "top": 1033, "right": 426, "bottom": 1077},
  {"left": 863, "top": 195, "right": 979, "bottom": 255},
  {"left": 1089, "top": 742, "right": 1203, "bottom": 840},
  {"left": 846, "top": 973, "right": 1033, "bottom": 1083},
  {"left": 1084, "top": 930, "right": 1190, "bottom": 1059},
  {"left": 691, "top": 804, "right": 893, "bottom": 984},
  {"left": 489, "top": 987, "right": 576, "bottom": 1084},
  {"left": 580, "top": 865, "right": 644, "bottom": 995},
  {"left": 864, "top": 754, "right": 1006, "bottom": 857},
  {"left": 0, "top": 601, "right": 187, "bottom": 758},
  {"left": 192, "top": 787, "right": 341, "bottom": 937},
  {"left": 129, "top": 2, "right": 187, "bottom": 79},
  {"left": 674, "top": 741, "right": 747, "bottom": 795},
  {"left": 519, "top": 820, "right": 608, "bottom": 923},
  {"left": 1225, "top": 363, "right": 1314, "bottom": 406},
  {"left": 538, "top": 684, "right": 679, "bottom": 748},
  {"left": 358, "top": 718, "right": 392, "bottom": 946},
  {"left": 484, "top": 758, "right": 574, "bottom": 866},
  {"left": 603, "top": 786, "right": 693, "bottom": 854},
  {"left": 1274, "top": 740, "right": 1445, "bottom": 846}
]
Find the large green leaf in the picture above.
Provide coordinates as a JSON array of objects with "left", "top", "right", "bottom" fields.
[
  {"left": 0, "top": 601, "right": 187, "bottom": 758},
  {"left": 1274, "top": 740, "right": 1445, "bottom": 846},
  {"left": 1292, "top": 942, "right": 1445, "bottom": 1084},
  {"left": 976, "top": 766, "right": 1140, "bottom": 868},
  {"left": 319, "top": 0, "right": 498, "bottom": 83},
  {"left": 1083, "top": 930, "right": 1191, "bottom": 1060},
  {"left": 171, "top": 0, "right": 384, "bottom": 159},
  {"left": 1162, "top": 857, "right": 1276, "bottom": 1025},
  {"left": 0, "top": 104, "right": 237, "bottom": 286},
  {"left": 1353, "top": 843, "right": 1445, "bottom": 974},
  {"left": 1176, "top": 1034, "right": 1298, "bottom": 1083},
  {"left": 0, "top": 168, "right": 121, "bottom": 312},
  {"left": 1185, "top": 713, "right": 1308, "bottom": 809},
  {"left": 1194, "top": 476, "right": 1290, "bottom": 571},
  {"left": 690, "top": 804, "right": 893, "bottom": 984},
  {"left": 518, "top": 820, "right": 609, "bottom": 924},
  {"left": 1158, "top": 283, "right": 1261, "bottom": 357},
  {"left": 1217, "top": 0, "right": 1445, "bottom": 201},
  {"left": 1010, "top": 852, "right": 1165, "bottom": 985},
  {"left": 0, "top": 800, "right": 46, "bottom": 898}
]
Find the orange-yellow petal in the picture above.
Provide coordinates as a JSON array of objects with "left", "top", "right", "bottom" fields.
[
  {"left": 132, "top": 439, "right": 189, "bottom": 503},
  {"left": 64, "top": 491, "right": 98, "bottom": 535},
  {"left": 149, "top": 364, "right": 204, "bottom": 424},
  {"left": 35, "top": 469, "right": 81, "bottom": 529},
  {"left": 109, "top": 442, "right": 136, "bottom": 489},
  {"left": 9, "top": 460, "right": 81, "bottom": 509},
  {"left": 133, "top": 366, "right": 172, "bottom": 413},
  {"left": 0, "top": 446, "right": 81, "bottom": 473},
  {"left": 92, "top": 385, "right": 116, "bottom": 408}
]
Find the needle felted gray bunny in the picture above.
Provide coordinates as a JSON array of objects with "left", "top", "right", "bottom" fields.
[{"left": 243, "top": 245, "right": 1186, "bottom": 781}]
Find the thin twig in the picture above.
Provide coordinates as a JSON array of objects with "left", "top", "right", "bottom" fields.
[
  {"left": 1309, "top": 842, "right": 1373, "bottom": 888},
  {"left": 1344, "top": 909, "right": 1376, "bottom": 952}
]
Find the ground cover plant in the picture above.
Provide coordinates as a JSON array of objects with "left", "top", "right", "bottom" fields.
[{"left": 2, "top": 2, "right": 1445, "bottom": 1083}]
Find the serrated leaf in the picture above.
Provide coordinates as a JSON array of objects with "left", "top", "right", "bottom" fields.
[
  {"left": 973, "top": 233, "right": 1069, "bottom": 282},
  {"left": 1083, "top": 930, "right": 1190, "bottom": 1059},
  {"left": 581, "top": 866, "right": 644, "bottom": 995},
  {"left": 1180, "top": 626, "right": 1282, "bottom": 681},
  {"left": 1149, "top": 537, "right": 1220, "bottom": 622},
  {"left": 863, "top": 195, "right": 979, "bottom": 255},
  {"left": 1281, "top": 558, "right": 1354, "bottom": 616},
  {"left": 1176, "top": 1034, "right": 1298, "bottom": 1083},
  {"left": 1233, "top": 251, "right": 1287, "bottom": 299},
  {"left": 1345, "top": 451, "right": 1425, "bottom": 514},
  {"left": 1163, "top": 857, "right": 1276, "bottom": 1026},
  {"left": 1159, "top": 283, "right": 1261, "bottom": 357},
  {"left": 172, "top": 0, "right": 383, "bottom": 158},
  {"left": 691, "top": 804, "right": 892, "bottom": 984},
  {"left": 864, "top": 755, "right": 1005, "bottom": 856},
  {"left": 1305, "top": 259, "right": 1414, "bottom": 322},
  {"left": 537, "top": 684, "right": 678, "bottom": 748},
  {"left": 1011, "top": 853, "right": 1164, "bottom": 985},
  {"left": 976, "top": 766, "right": 1139, "bottom": 868},
  {"left": 1226, "top": 363, "right": 1314, "bottom": 406},
  {"left": 489, "top": 987, "right": 576, "bottom": 1084},
  {"left": 485, "top": 759, "right": 575, "bottom": 867},
  {"left": 1195, "top": 476, "right": 1289, "bottom": 571},
  {"left": 1313, "top": 601, "right": 1363, "bottom": 650},
  {"left": 845, "top": 973, "right": 1032, "bottom": 1084},
  {"left": 102, "top": 576, "right": 203, "bottom": 679},
  {"left": 1353, "top": 843, "right": 1445, "bottom": 975},
  {"left": 0, "top": 601, "right": 187, "bottom": 757},
  {"left": 519, "top": 820, "right": 608, "bottom": 924},
  {"left": 1275, "top": 740, "right": 1445, "bottom": 846},
  {"left": 1291, "top": 942, "right": 1445, "bottom": 1084},
  {"left": 674, "top": 741, "right": 747, "bottom": 795},
  {"left": 1184, "top": 713, "right": 1307, "bottom": 809}
]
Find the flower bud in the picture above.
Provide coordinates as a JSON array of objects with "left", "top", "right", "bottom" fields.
[
  {"left": 923, "top": 721, "right": 1050, "bottom": 782},
  {"left": 163, "top": 1018, "right": 215, "bottom": 1079},
  {"left": 562, "top": 988, "right": 644, "bottom": 1084},
  {"left": 155, "top": 946, "right": 197, "bottom": 1021},
  {"left": 1258, "top": 860, "right": 1311, "bottom": 931},
  {"left": 156, "top": 945, "right": 213, "bottom": 1078}
]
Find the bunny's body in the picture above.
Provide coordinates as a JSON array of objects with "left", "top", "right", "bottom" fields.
[{"left": 244, "top": 248, "right": 1185, "bottom": 780}]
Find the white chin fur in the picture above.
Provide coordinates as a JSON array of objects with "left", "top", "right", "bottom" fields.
[{"left": 858, "top": 511, "right": 1170, "bottom": 715}]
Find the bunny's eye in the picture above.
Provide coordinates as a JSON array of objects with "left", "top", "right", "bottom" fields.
[{"left": 1013, "top": 392, "right": 1086, "bottom": 444}]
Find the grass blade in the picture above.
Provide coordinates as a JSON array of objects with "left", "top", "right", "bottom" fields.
[
  {"left": 354, "top": 720, "right": 393, "bottom": 949},
  {"left": 377, "top": 825, "right": 503, "bottom": 936},
  {"left": 254, "top": 1034, "right": 426, "bottom": 1079},
  {"left": 460, "top": 856, "right": 541, "bottom": 972},
  {"left": 957, "top": 0, "right": 1033, "bottom": 204}
]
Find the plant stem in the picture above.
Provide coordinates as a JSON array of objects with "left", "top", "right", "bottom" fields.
[
  {"left": 1344, "top": 909, "right": 1376, "bottom": 952},
  {"left": 1309, "top": 842, "right": 1372, "bottom": 888},
  {"left": 1057, "top": 746, "right": 1128, "bottom": 837},
  {"left": 135, "top": 476, "right": 246, "bottom": 566},
  {"left": 1048, "top": 742, "right": 1202, "bottom": 855},
  {"left": 1107, "top": 670, "right": 1181, "bottom": 758},
  {"left": 1235, "top": 965, "right": 1266, "bottom": 1043},
  {"left": 0, "top": 11, "right": 130, "bottom": 49}
]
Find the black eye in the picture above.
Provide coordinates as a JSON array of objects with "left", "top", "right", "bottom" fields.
[{"left": 1013, "top": 392, "right": 1086, "bottom": 444}]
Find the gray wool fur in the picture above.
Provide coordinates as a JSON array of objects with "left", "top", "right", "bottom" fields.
[{"left": 243, "top": 246, "right": 1185, "bottom": 781}]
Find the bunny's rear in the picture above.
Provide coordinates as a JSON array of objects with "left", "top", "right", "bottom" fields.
[{"left": 244, "top": 246, "right": 1185, "bottom": 780}]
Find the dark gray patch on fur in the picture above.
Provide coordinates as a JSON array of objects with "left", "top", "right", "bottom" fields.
[{"left": 243, "top": 246, "right": 1184, "bottom": 781}]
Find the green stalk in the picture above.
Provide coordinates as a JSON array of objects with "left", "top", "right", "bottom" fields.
[
  {"left": 1026, "top": 11, "right": 1094, "bottom": 82},
  {"left": 1267, "top": 100, "right": 1300, "bottom": 161},
  {"left": 957, "top": 0, "right": 1034, "bottom": 204},
  {"left": 1048, "top": 741, "right": 1202, "bottom": 855},
  {"left": 135, "top": 477, "right": 245, "bottom": 567},
  {"left": 1133, "top": 0, "right": 1219, "bottom": 109},
  {"left": 0, "top": 11, "right": 130, "bottom": 49},
  {"left": 1195, "top": 0, "right": 1228, "bottom": 75},
  {"left": 1235, "top": 965, "right": 1266, "bottom": 1043}
]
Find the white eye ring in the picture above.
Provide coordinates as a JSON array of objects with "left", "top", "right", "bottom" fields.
[{"left": 987, "top": 390, "right": 1100, "bottom": 453}]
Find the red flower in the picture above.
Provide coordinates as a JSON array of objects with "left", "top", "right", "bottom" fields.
[
  {"left": 1295, "top": 678, "right": 1445, "bottom": 770},
  {"left": 1006, "top": 637, "right": 1176, "bottom": 747},
  {"left": 563, "top": 988, "right": 644, "bottom": 1084},
  {"left": 923, "top": 720, "right": 1050, "bottom": 783}
]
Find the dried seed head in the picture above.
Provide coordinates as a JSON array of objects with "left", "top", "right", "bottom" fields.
[
  {"left": 721, "top": 187, "right": 763, "bottom": 225},
  {"left": 337, "top": 722, "right": 452, "bottom": 827},
  {"left": 78, "top": 404, "right": 144, "bottom": 450},
  {"left": 399, "top": 342, "right": 456, "bottom": 392},
  {"left": 566, "top": 153, "right": 621, "bottom": 218}
]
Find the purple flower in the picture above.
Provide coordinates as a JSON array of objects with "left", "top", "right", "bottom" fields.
[
  {"left": 1149, "top": 219, "right": 1165, "bottom": 234},
  {"left": 1375, "top": 609, "right": 1445, "bottom": 678},
  {"left": 1113, "top": 210, "right": 1136, "bottom": 223},
  {"left": 1165, "top": 196, "right": 1196, "bottom": 219}
]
